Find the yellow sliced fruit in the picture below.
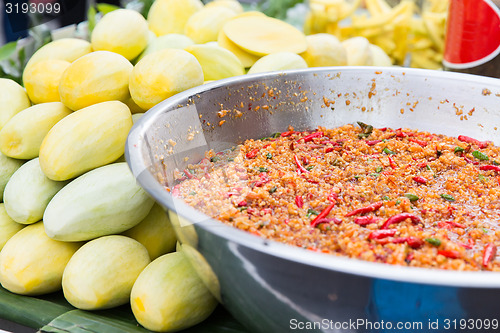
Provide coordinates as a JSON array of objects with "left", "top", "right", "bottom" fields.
[
  {"left": 91, "top": 9, "right": 149, "bottom": 61},
  {"left": 0, "top": 102, "right": 71, "bottom": 159},
  {"left": 59, "top": 51, "right": 133, "bottom": 110},
  {"left": 205, "top": 0, "right": 243, "bottom": 14},
  {"left": 39, "top": 101, "right": 132, "bottom": 181},
  {"left": 217, "top": 29, "right": 260, "bottom": 68},
  {"left": 62, "top": 235, "right": 150, "bottom": 310},
  {"left": 223, "top": 16, "right": 307, "bottom": 56},
  {"left": 185, "top": 44, "right": 244, "bottom": 80},
  {"left": 124, "top": 96, "right": 145, "bottom": 114},
  {"left": 137, "top": 33, "right": 194, "bottom": 62},
  {"left": 123, "top": 203, "right": 176, "bottom": 260},
  {"left": 0, "top": 222, "right": 81, "bottom": 296},
  {"left": 0, "top": 152, "right": 24, "bottom": 202},
  {"left": 23, "top": 59, "right": 70, "bottom": 104},
  {"left": 185, "top": 6, "right": 237, "bottom": 44},
  {"left": 369, "top": 43, "right": 393, "bottom": 66},
  {"left": 300, "top": 33, "right": 347, "bottom": 67},
  {"left": 148, "top": 0, "right": 203, "bottom": 36},
  {"left": 130, "top": 49, "right": 204, "bottom": 110},
  {"left": 0, "top": 79, "right": 31, "bottom": 130},
  {"left": 0, "top": 204, "right": 24, "bottom": 251},
  {"left": 131, "top": 251, "right": 218, "bottom": 332},
  {"left": 248, "top": 52, "right": 307, "bottom": 74},
  {"left": 342, "top": 36, "right": 374, "bottom": 66}
]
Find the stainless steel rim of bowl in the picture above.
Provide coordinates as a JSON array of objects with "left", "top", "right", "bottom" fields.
[{"left": 126, "top": 66, "right": 500, "bottom": 288}]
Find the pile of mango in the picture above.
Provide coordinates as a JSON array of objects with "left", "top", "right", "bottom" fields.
[
  {"left": 305, "top": 0, "right": 449, "bottom": 69},
  {"left": 0, "top": 0, "right": 404, "bottom": 332}
]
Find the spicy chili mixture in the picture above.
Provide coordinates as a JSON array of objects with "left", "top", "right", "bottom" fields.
[{"left": 170, "top": 123, "right": 500, "bottom": 271}]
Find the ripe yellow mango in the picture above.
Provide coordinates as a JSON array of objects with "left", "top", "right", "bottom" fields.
[
  {"left": 205, "top": 0, "right": 243, "bottom": 14},
  {"left": 137, "top": 34, "right": 195, "bottom": 62},
  {"left": 23, "top": 59, "right": 70, "bottom": 104},
  {"left": 223, "top": 16, "right": 307, "bottom": 56},
  {"left": 129, "top": 49, "right": 204, "bottom": 110},
  {"left": 0, "top": 152, "right": 23, "bottom": 202},
  {"left": 62, "top": 235, "right": 150, "bottom": 310},
  {"left": 0, "top": 79, "right": 31, "bottom": 130},
  {"left": 370, "top": 44, "right": 393, "bottom": 66},
  {"left": 148, "top": 0, "right": 203, "bottom": 36},
  {"left": 300, "top": 33, "right": 348, "bottom": 67},
  {"left": 4, "top": 158, "right": 67, "bottom": 224},
  {"left": 248, "top": 52, "right": 308, "bottom": 74},
  {"left": 342, "top": 36, "right": 374, "bottom": 66},
  {"left": 185, "top": 44, "right": 244, "bottom": 80},
  {"left": 131, "top": 251, "right": 218, "bottom": 332},
  {"left": 59, "top": 51, "right": 133, "bottom": 110},
  {"left": 217, "top": 29, "right": 260, "bottom": 68},
  {"left": 0, "top": 102, "right": 71, "bottom": 159},
  {"left": 39, "top": 101, "right": 132, "bottom": 181},
  {"left": 0, "top": 222, "right": 81, "bottom": 295},
  {"left": 123, "top": 203, "right": 176, "bottom": 260},
  {"left": 0, "top": 204, "right": 24, "bottom": 251},
  {"left": 91, "top": 9, "right": 149, "bottom": 61},
  {"left": 185, "top": 6, "right": 237, "bottom": 44}
]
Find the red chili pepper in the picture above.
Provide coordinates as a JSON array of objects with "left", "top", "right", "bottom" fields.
[
  {"left": 381, "top": 213, "right": 422, "bottom": 229},
  {"left": 171, "top": 184, "right": 181, "bottom": 197},
  {"left": 311, "top": 203, "right": 336, "bottom": 227},
  {"left": 480, "top": 165, "right": 500, "bottom": 172},
  {"left": 313, "top": 217, "right": 342, "bottom": 227},
  {"left": 184, "top": 169, "right": 195, "bottom": 179},
  {"left": 391, "top": 236, "right": 424, "bottom": 249},
  {"left": 379, "top": 127, "right": 387, "bottom": 131},
  {"left": 413, "top": 176, "right": 427, "bottom": 184},
  {"left": 325, "top": 147, "right": 334, "bottom": 153},
  {"left": 464, "top": 157, "right": 479, "bottom": 165},
  {"left": 446, "top": 221, "right": 466, "bottom": 229},
  {"left": 281, "top": 131, "right": 294, "bottom": 137},
  {"left": 327, "top": 192, "right": 338, "bottom": 203},
  {"left": 254, "top": 173, "right": 270, "bottom": 187},
  {"left": 459, "top": 239, "right": 474, "bottom": 249},
  {"left": 458, "top": 135, "right": 488, "bottom": 148},
  {"left": 294, "top": 155, "right": 310, "bottom": 174},
  {"left": 438, "top": 250, "right": 461, "bottom": 259},
  {"left": 237, "top": 200, "right": 247, "bottom": 207},
  {"left": 262, "top": 143, "right": 272, "bottom": 149},
  {"left": 395, "top": 129, "right": 407, "bottom": 137},
  {"left": 368, "top": 229, "right": 397, "bottom": 240},
  {"left": 482, "top": 243, "right": 497, "bottom": 267},
  {"left": 295, "top": 195, "right": 304, "bottom": 208},
  {"left": 388, "top": 156, "right": 397, "bottom": 169},
  {"left": 345, "top": 201, "right": 383, "bottom": 217},
  {"left": 354, "top": 216, "right": 380, "bottom": 226},
  {"left": 300, "top": 132, "right": 324, "bottom": 143},
  {"left": 408, "top": 138, "right": 428, "bottom": 147},
  {"left": 366, "top": 140, "right": 382, "bottom": 146},
  {"left": 246, "top": 149, "right": 259, "bottom": 159},
  {"left": 417, "top": 162, "right": 427, "bottom": 168}
]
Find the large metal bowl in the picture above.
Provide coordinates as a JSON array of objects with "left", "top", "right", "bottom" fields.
[{"left": 126, "top": 67, "right": 500, "bottom": 333}]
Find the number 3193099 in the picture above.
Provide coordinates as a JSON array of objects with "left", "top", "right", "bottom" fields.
[{"left": 5, "top": 2, "right": 61, "bottom": 14}]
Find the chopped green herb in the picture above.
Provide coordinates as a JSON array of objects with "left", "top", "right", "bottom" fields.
[
  {"left": 382, "top": 195, "right": 390, "bottom": 201},
  {"left": 404, "top": 193, "right": 419, "bottom": 202},
  {"left": 472, "top": 150, "right": 489, "bottom": 161},
  {"left": 306, "top": 209, "right": 319, "bottom": 217},
  {"left": 440, "top": 194, "right": 455, "bottom": 202},
  {"left": 266, "top": 153, "right": 273, "bottom": 159},
  {"left": 306, "top": 165, "right": 315, "bottom": 171},
  {"left": 482, "top": 228, "right": 489, "bottom": 233},
  {"left": 478, "top": 174, "right": 489, "bottom": 182},
  {"left": 268, "top": 186, "right": 278, "bottom": 194},
  {"left": 238, "top": 206, "right": 247, "bottom": 211},
  {"left": 383, "top": 148, "right": 396, "bottom": 155},
  {"left": 395, "top": 200, "right": 401, "bottom": 205},
  {"left": 370, "top": 173, "right": 379, "bottom": 178},
  {"left": 258, "top": 167, "right": 268, "bottom": 173},
  {"left": 454, "top": 146, "right": 464, "bottom": 153},
  {"left": 228, "top": 158, "right": 234, "bottom": 162},
  {"left": 189, "top": 191, "right": 197, "bottom": 196},
  {"left": 425, "top": 238, "right": 442, "bottom": 246},
  {"left": 357, "top": 121, "right": 373, "bottom": 138},
  {"left": 493, "top": 160, "right": 500, "bottom": 166},
  {"left": 375, "top": 166, "right": 383, "bottom": 173},
  {"left": 210, "top": 156, "right": 220, "bottom": 162},
  {"left": 354, "top": 175, "right": 363, "bottom": 180},
  {"left": 271, "top": 132, "right": 281, "bottom": 138},
  {"left": 436, "top": 150, "right": 442, "bottom": 157}
]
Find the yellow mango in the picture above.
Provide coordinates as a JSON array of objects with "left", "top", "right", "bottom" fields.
[
  {"left": 62, "top": 235, "right": 150, "bottom": 310},
  {"left": 342, "top": 36, "right": 374, "bottom": 66},
  {"left": 23, "top": 38, "right": 91, "bottom": 73},
  {"left": 0, "top": 79, "right": 31, "bottom": 130},
  {"left": 185, "top": 44, "right": 244, "bottom": 80},
  {"left": 124, "top": 96, "right": 145, "bottom": 114},
  {"left": 248, "top": 52, "right": 308, "bottom": 74},
  {"left": 132, "top": 113, "right": 144, "bottom": 124},
  {"left": 0, "top": 152, "right": 23, "bottom": 202},
  {"left": 59, "top": 51, "right": 133, "bottom": 111},
  {"left": 0, "top": 222, "right": 81, "bottom": 295},
  {"left": 223, "top": 16, "right": 308, "bottom": 56},
  {"left": 4, "top": 158, "right": 67, "bottom": 224},
  {"left": 137, "top": 34, "right": 195, "bottom": 62},
  {"left": 205, "top": 0, "right": 243, "bottom": 14},
  {"left": 0, "top": 102, "right": 71, "bottom": 159},
  {"left": 148, "top": 0, "right": 204, "bottom": 36},
  {"left": 300, "top": 33, "right": 348, "bottom": 67},
  {"left": 39, "top": 101, "right": 132, "bottom": 181},
  {"left": 217, "top": 29, "right": 261, "bottom": 68},
  {"left": 185, "top": 6, "right": 237, "bottom": 44},
  {"left": 129, "top": 49, "right": 204, "bottom": 110},
  {"left": 0, "top": 204, "right": 24, "bottom": 251},
  {"left": 23, "top": 59, "right": 70, "bottom": 104},
  {"left": 91, "top": 9, "right": 149, "bottom": 61},
  {"left": 123, "top": 203, "right": 176, "bottom": 260},
  {"left": 370, "top": 43, "right": 393, "bottom": 66},
  {"left": 131, "top": 251, "right": 218, "bottom": 332}
]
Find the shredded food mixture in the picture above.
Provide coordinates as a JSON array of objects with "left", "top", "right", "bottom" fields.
[{"left": 170, "top": 123, "right": 500, "bottom": 271}]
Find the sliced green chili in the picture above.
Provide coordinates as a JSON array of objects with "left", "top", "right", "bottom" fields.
[
  {"left": 375, "top": 166, "right": 383, "bottom": 173},
  {"left": 268, "top": 186, "right": 278, "bottom": 194},
  {"left": 425, "top": 238, "right": 442, "bottom": 246},
  {"left": 472, "top": 150, "right": 489, "bottom": 161},
  {"left": 404, "top": 193, "right": 419, "bottom": 202},
  {"left": 440, "top": 194, "right": 455, "bottom": 202},
  {"left": 258, "top": 167, "right": 268, "bottom": 173},
  {"left": 454, "top": 146, "right": 464, "bottom": 153},
  {"left": 306, "top": 209, "right": 319, "bottom": 217},
  {"left": 266, "top": 153, "right": 273, "bottom": 159},
  {"left": 383, "top": 148, "right": 396, "bottom": 155}
]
